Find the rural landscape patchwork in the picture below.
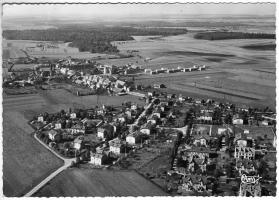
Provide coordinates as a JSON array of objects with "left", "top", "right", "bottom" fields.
[{"left": 1, "top": 2, "right": 277, "bottom": 197}]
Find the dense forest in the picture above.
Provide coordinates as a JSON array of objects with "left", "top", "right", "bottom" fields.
[
  {"left": 194, "top": 31, "right": 275, "bottom": 40},
  {"left": 3, "top": 26, "right": 187, "bottom": 53}
]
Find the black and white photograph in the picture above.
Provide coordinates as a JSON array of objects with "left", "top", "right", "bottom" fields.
[{"left": 0, "top": 0, "right": 277, "bottom": 197}]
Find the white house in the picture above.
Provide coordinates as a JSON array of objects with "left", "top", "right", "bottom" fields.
[
  {"left": 147, "top": 92, "right": 154, "bottom": 97},
  {"left": 131, "top": 104, "right": 138, "bottom": 110},
  {"left": 261, "top": 120, "right": 269, "bottom": 126},
  {"left": 73, "top": 136, "right": 84, "bottom": 150},
  {"left": 55, "top": 123, "right": 62, "bottom": 129},
  {"left": 197, "top": 114, "right": 212, "bottom": 122},
  {"left": 70, "top": 113, "right": 77, "bottom": 119},
  {"left": 109, "top": 139, "right": 125, "bottom": 155},
  {"left": 90, "top": 152, "right": 107, "bottom": 166},
  {"left": 48, "top": 130, "right": 61, "bottom": 142},
  {"left": 233, "top": 118, "right": 244, "bottom": 125},
  {"left": 126, "top": 132, "right": 142, "bottom": 145},
  {"left": 140, "top": 123, "right": 154, "bottom": 135},
  {"left": 38, "top": 116, "right": 44, "bottom": 122}
]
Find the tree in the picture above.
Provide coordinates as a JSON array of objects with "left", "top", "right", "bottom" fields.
[
  {"left": 258, "top": 159, "right": 269, "bottom": 179},
  {"left": 224, "top": 113, "right": 232, "bottom": 124},
  {"left": 225, "top": 163, "right": 234, "bottom": 178}
]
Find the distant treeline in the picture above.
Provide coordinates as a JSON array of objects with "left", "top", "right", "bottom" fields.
[
  {"left": 194, "top": 31, "right": 275, "bottom": 40},
  {"left": 3, "top": 27, "right": 187, "bottom": 53},
  {"left": 241, "top": 44, "right": 276, "bottom": 51}
]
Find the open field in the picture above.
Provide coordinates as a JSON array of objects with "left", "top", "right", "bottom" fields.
[
  {"left": 179, "top": 82, "right": 264, "bottom": 100},
  {"left": 2, "top": 109, "right": 63, "bottom": 197},
  {"left": 39, "top": 88, "right": 145, "bottom": 110},
  {"left": 34, "top": 169, "right": 167, "bottom": 197},
  {"left": 111, "top": 34, "right": 275, "bottom": 69},
  {"left": 110, "top": 33, "right": 276, "bottom": 110},
  {"left": 134, "top": 68, "right": 275, "bottom": 109},
  {"left": 138, "top": 154, "right": 171, "bottom": 190}
]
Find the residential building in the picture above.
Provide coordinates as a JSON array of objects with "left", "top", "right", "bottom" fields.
[
  {"left": 38, "top": 116, "right": 44, "bottom": 122},
  {"left": 48, "top": 130, "right": 61, "bottom": 142},
  {"left": 233, "top": 114, "right": 244, "bottom": 125},
  {"left": 97, "top": 124, "right": 114, "bottom": 140},
  {"left": 126, "top": 131, "right": 142, "bottom": 145},
  {"left": 90, "top": 152, "right": 107, "bottom": 166},
  {"left": 234, "top": 146, "right": 255, "bottom": 160},
  {"left": 55, "top": 122, "right": 62, "bottom": 129},
  {"left": 70, "top": 113, "right": 77, "bottom": 119},
  {"left": 73, "top": 136, "right": 85, "bottom": 150},
  {"left": 197, "top": 112, "right": 213, "bottom": 122},
  {"left": 109, "top": 138, "right": 126, "bottom": 155},
  {"left": 140, "top": 123, "right": 154, "bottom": 135},
  {"left": 193, "top": 134, "right": 210, "bottom": 147}
]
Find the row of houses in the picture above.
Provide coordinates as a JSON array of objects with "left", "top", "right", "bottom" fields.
[{"left": 144, "top": 65, "right": 206, "bottom": 75}]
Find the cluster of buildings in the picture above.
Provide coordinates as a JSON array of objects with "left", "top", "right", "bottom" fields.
[
  {"left": 4, "top": 57, "right": 143, "bottom": 94},
  {"left": 165, "top": 105, "right": 276, "bottom": 196},
  {"left": 29, "top": 82, "right": 276, "bottom": 196},
  {"left": 144, "top": 65, "right": 206, "bottom": 75}
]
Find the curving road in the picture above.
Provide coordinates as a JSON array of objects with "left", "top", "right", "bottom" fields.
[{"left": 24, "top": 133, "right": 76, "bottom": 197}]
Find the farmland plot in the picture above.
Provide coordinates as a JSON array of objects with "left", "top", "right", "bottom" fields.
[
  {"left": 2, "top": 110, "right": 63, "bottom": 196},
  {"left": 34, "top": 169, "right": 167, "bottom": 197}
]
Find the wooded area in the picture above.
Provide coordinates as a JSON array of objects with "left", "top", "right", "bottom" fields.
[
  {"left": 3, "top": 26, "right": 188, "bottom": 53},
  {"left": 194, "top": 31, "right": 275, "bottom": 40}
]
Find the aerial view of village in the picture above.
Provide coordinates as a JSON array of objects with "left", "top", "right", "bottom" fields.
[{"left": 1, "top": 1, "right": 277, "bottom": 197}]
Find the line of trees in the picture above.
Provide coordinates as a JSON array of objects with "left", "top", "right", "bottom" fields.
[
  {"left": 3, "top": 26, "right": 187, "bottom": 53},
  {"left": 194, "top": 31, "right": 275, "bottom": 40}
]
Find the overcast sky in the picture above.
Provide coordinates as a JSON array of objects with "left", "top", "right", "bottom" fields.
[{"left": 3, "top": 3, "right": 276, "bottom": 19}]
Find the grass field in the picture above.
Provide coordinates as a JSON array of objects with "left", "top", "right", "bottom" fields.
[
  {"left": 2, "top": 109, "right": 63, "bottom": 197},
  {"left": 138, "top": 154, "right": 171, "bottom": 190},
  {"left": 34, "top": 169, "right": 167, "bottom": 197}
]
